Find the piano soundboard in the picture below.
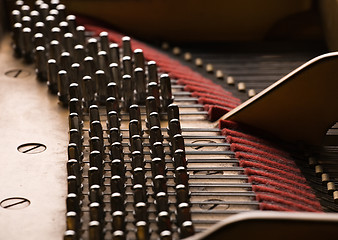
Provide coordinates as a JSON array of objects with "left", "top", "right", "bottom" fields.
[{"left": 1, "top": 1, "right": 338, "bottom": 240}]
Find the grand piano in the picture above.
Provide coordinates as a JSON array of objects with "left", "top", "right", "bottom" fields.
[{"left": 0, "top": 1, "right": 338, "bottom": 239}]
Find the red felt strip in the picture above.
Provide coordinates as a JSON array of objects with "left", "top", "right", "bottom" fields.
[
  {"left": 244, "top": 168, "right": 312, "bottom": 190},
  {"left": 256, "top": 194, "right": 321, "bottom": 212},
  {"left": 240, "top": 160, "right": 305, "bottom": 183},
  {"left": 252, "top": 185, "right": 321, "bottom": 210},
  {"left": 191, "top": 92, "right": 241, "bottom": 105},
  {"left": 231, "top": 143, "right": 297, "bottom": 165},
  {"left": 198, "top": 97, "right": 239, "bottom": 109},
  {"left": 259, "top": 202, "right": 293, "bottom": 211},
  {"left": 236, "top": 152, "right": 300, "bottom": 173},
  {"left": 248, "top": 176, "right": 317, "bottom": 200},
  {"left": 225, "top": 133, "right": 289, "bottom": 157}
]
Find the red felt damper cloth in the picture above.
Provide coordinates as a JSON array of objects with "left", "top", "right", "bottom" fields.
[{"left": 220, "top": 119, "right": 322, "bottom": 212}]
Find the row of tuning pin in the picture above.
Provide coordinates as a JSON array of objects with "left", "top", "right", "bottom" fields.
[{"left": 11, "top": 1, "right": 194, "bottom": 239}]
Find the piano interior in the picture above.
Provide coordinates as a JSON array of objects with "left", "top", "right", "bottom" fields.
[{"left": 1, "top": 0, "right": 338, "bottom": 239}]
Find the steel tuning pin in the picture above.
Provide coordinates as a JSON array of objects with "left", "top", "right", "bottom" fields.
[
  {"left": 122, "top": 36, "right": 132, "bottom": 57},
  {"left": 160, "top": 74, "right": 174, "bottom": 110}
]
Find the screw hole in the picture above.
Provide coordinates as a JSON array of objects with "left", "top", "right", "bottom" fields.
[
  {"left": 17, "top": 143, "right": 46, "bottom": 154},
  {"left": 0, "top": 197, "right": 30, "bottom": 209},
  {"left": 5, "top": 69, "right": 31, "bottom": 78}
]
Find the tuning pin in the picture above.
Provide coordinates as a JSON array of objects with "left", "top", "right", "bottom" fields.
[
  {"left": 57, "top": 70, "right": 69, "bottom": 105},
  {"left": 132, "top": 167, "right": 146, "bottom": 186},
  {"left": 12, "top": 23, "right": 23, "bottom": 58},
  {"left": 173, "top": 149, "right": 187, "bottom": 169},
  {"left": 84, "top": 56, "right": 96, "bottom": 81},
  {"left": 67, "top": 159, "right": 81, "bottom": 180},
  {"left": 56, "top": 4, "right": 66, "bottom": 20},
  {"left": 131, "top": 151, "right": 145, "bottom": 169},
  {"left": 66, "top": 15, "right": 77, "bottom": 35},
  {"left": 69, "top": 98, "right": 83, "bottom": 124},
  {"left": 98, "top": 51, "right": 110, "bottom": 76},
  {"left": 111, "top": 192, "right": 125, "bottom": 213},
  {"left": 107, "top": 82, "right": 119, "bottom": 99},
  {"left": 110, "top": 142, "right": 124, "bottom": 163},
  {"left": 88, "top": 166, "right": 101, "bottom": 187},
  {"left": 106, "top": 97, "right": 120, "bottom": 116},
  {"left": 82, "top": 76, "right": 95, "bottom": 109},
  {"left": 89, "top": 202, "right": 104, "bottom": 223},
  {"left": 60, "top": 52, "right": 72, "bottom": 73},
  {"left": 69, "top": 83, "right": 81, "bottom": 101},
  {"left": 111, "top": 160, "right": 125, "bottom": 181},
  {"left": 149, "top": 126, "right": 163, "bottom": 146},
  {"left": 145, "top": 96, "right": 158, "bottom": 123},
  {"left": 112, "top": 211, "right": 126, "bottom": 232},
  {"left": 22, "top": 27, "right": 33, "bottom": 63},
  {"left": 67, "top": 175, "right": 81, "bottom": 195},
  {"left": 157, "top": 214, "right": 172, "bottom": 237},
  {"left": 49, "top": 40, "right": 62, "bottom": 64},
  {"left": 153, "top": 175, "right": 167, "bottom": 195},
  {"left": 151, "top": 157, "right": 166, "bottom": 178},
  {"left": 109, "top": 63, "right": 121, "bottom": 96},
  {"left": 20, "top": 4, "right": 30, "bottom": 17},
  {"left": 168, "top": 119, "right": 182, "bottom": 139},
  {"left": 134, "top": 202, "right": 148, "bottom": 222},
  {"left": 95, "top": 70, "right": 108, "bottom": 104},
  {"left": 150, "top": 142, "right": 165, "bottom": 160},
  {"left": 107, "top": 110, "right": 120, "bottom": 130},
  {"left": 122, "top": 75, "right": 133, "bottom": 111},
  {"left": 129, "top": 119, "right": 142, "bottom": 139},
  {"left": 122, "top": 36, "right": 132, "bottom": 57},
  {"left": 148, "top": 112, "right": 161, "bottom": 128},
  {"left": 66, "top": 193, "right": 80, "bottom": 214},
  {"left": 110, "top": 175, "right": 125, "bottom": 194},
  {"left": 147, "top": 61, "right": 158, "bottom": 84},
  {"left": 109, "top": 43, "right": 120, "bottom": 65},
  {"left": 174, "top": 166, "right": 189, "bottom": 187},
  {"left": 89, "top": 184, "right": 104, "bottom": 205},
  {"left": 35, "top": 46, "right": 48, "bottom": 81},
  {"left": 179, "top": 221, "right": 195, "bottom": 239},
  {"left": 76, "top": 26, "right": 86, "bottom": 46},
  {"left": 129, "top": 104, "right": 141, "bottom": 121},
  {"left": 112, "top": 230, "right": 125, "bottom": 240},
  {"left": 88, "top": 220, "right": 103, "bottom": 240},
  {"left": 154, "top": 192, "right": 169, "bottom": 213},
  {"left": 64, "top": 230, "right": 77, "bottom": 240},
  {"left": 45, "top": 15, "right": 57, "bottom": 30},
  {"left": 89, "top": 105, "right": 100, "bottom": 122},
  {"left": 167, "top": 104, "right": 180, "bottom": 122},
  {"left": 39, "top": 3, "right": 49, "bottom": 20},
  {"left": 68, "top": 143, "right": 81, "bottom": 163},
  {"left": 87, "top": 38, "right": 99, "bottom": 61},
  {"left": 160, "top": 74, "right": 173, "bottom": 110},
  {"left": 133, "top": 184, "right": 147, "bottom": 203},
  {"left": 171, "top": 134, "right": 185, "bottom": 156},
  {"left": 51, "top": 27, "right": 62, "bottom": 42},
  {"left": 109, "top": 128, "right": 122, "bottom": 144},
  {"left": 130, "top": 135, "right": 143, "bottom": 154},
  {"left": 135, "top": 221, "right": 149, "bottom": 240},
  {"left": 99, "top": 31, "right": 111, "bottom": 59},
  {"left": 122, "top": 56, "right": 132, "bottom": 76},
  {"left": 21, "top": 15, "right": 32, "bottom": 29},
  {"left": 64, "top": 33, "right": 75, "bottom": 56},
  {"left": 66, "top": 211, "right": 80, "bottom": 232},
  {"left": 89, "top": 150, "right": 104, "bottom": 179},
  {"left": 134, "top": 68, "right": 146, "bottom": 104},
  {"left": 176, "top": 185, "right": 190, "bottom": 205},
  {"left": 147, "top": 82, "right": 161, "bottom": 111},
  {"left": 134, "top": 49, "right": 145, "bottom": 70}
]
